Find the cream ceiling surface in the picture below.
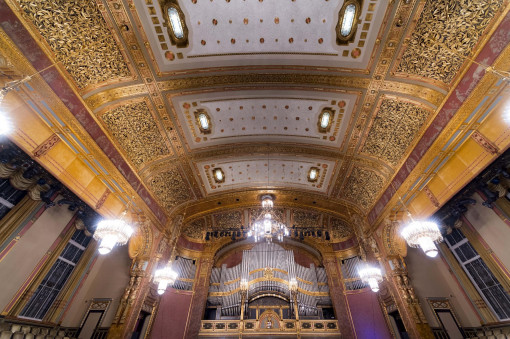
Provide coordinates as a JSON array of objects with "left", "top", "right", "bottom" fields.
[
  {"left": 196, "top": 156, "right": 337, "bottom": 195},
  {"left": 171, "top": 89, "right": 357, "bottom": 149},
  {"left": 133, "top": 0, "right": 389, "bottom": 71}
]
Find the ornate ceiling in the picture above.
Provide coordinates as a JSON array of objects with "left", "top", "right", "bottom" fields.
[{"left": 0, "top": 0, "right": 509, "bottom": 234}]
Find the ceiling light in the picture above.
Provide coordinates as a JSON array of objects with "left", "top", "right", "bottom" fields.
[
  {"left": 359, "top": 265, "right": 383, "bottom": 292},
  {"left": 213, "top": 168, "right": 225, "bottom": 183},
  {"left": 249, "top": 194, "right": 288, "bottom": 242},
  {"left": 340, "top": 4, "right": 356, "bottom": 37},
  {"left": 308, "top": 167, "right": 319, "bottom": 182},
  {"left": 261, "top": 195, "right": 274, "bottom": 208},
  {"left": 195, "top": 109, "right": 211, "bottom": 134},
  {"left": 401, "top": 220, "right": 443, "bottom": 257},
  {"left": 93, "top": 218, "right": 134, "bottom": 255},
  {"left": 320, "top": 112, "right": 331, "bottom": 129},
  {"left": 168, "top": 7, "right": 184, "bottom": 39},
  {"left": 318, "top": 108, "right": 334, "bottom": 133},
  {"left": 154, "top": 263, "right": 178, "bottom": 295}
]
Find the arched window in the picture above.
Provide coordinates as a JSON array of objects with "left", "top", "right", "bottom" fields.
[
  {"left": 336, "top": 0, "right": 362, "bottom": 45},
  {"left": 162, "top": 1, "right": 189, "bottom": 48}
]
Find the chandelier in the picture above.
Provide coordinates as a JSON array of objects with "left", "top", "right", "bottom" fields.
[
  {"left": 94, "top": 211, "right": 134, "bottom": 255},
  {"left": 401, "top": 220, "right": 443, "bottom": 257},
  {"left": 248, "top": 194, "right": 289, "bottom": 243},
  {"left": 358, "top": 264, "right": 383, "bottom": 292},
  {"left": 153, "top": 262, "right": 179, "bottom": 295}
]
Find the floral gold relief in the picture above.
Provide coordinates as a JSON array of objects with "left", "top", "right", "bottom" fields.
[
  {"left": 396, "top": 0, "right": 503, "bottom": 84},
  {"left": 362, "top": 99, "right": 432, "bottom": 166},
  {"left": 101, "top": 101, "right": 171, "bottom": 168},
  {"left": 16, "top": 0, "right": 131, "bottom": 89},
  {"left": 343, "top": 167, "right": 384, "bottom": 210}
]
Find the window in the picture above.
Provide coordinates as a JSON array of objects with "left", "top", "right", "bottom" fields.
[
  {"left": 0, "top": 178, "right": 27, "bottom": 220},
  {"left": 162, "top": 1, "right": 188, "bottom": 47},
  {"left": 336, "top": 0, "right": 361, "bottom": 44},
  {"left": 445, "top": 228, "right": 510, "bottom": 320},
  {"left": 20, "top": 229, "right": 91, "bottom": 320}
]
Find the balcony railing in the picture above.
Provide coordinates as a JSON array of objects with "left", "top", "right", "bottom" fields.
[{"left": 199, "top": 319, "right": 340, "bottom": 336}]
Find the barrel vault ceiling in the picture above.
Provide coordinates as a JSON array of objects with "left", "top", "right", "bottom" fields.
[{"left": 0, "top": 0, "right": 509, "bottom": 232}]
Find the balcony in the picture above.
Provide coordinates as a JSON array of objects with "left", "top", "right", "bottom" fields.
[{"left": 199, "top": 319, "right": 340, "bottom": 337}]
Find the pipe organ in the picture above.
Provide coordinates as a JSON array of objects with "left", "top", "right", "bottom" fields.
[{"left": 207, "top": 243, "right": 333, "bottom": 319}]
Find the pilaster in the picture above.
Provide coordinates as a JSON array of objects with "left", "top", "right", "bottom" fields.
[{"left": 323, "top": 254, "right": 356, "bottom": 339}]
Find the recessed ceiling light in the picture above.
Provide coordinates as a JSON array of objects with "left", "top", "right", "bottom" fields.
[{"left": 213, "top": 168, "right": 225, "bottom": 183}]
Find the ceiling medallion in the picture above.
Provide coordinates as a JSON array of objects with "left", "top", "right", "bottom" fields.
[{"left": 248, "top": 194, "right": 289, "bottom": 243}]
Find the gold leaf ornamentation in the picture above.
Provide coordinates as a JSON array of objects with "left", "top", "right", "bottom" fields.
[
  {"left": 102, "top": 102, "right": 170, "bottom": 167},
  {"left": 362, "top": 99, "right": 430, "bottom": 165},
  {"left": 146, "top": 168, "right": 191, "bottom": 209},
  {"left": 292, "top": 210, "right": 321, "bottom": 228},
  {"left": 17, "top": 0, "right": 130, "bottom": 88},
  {"left": 343, "top": 167, "right": 384, "bottom": 209},
  {"left": 397, "top": 0, "right": 503, "bottom": 83},
  {"left": 330, "top": 217, "right": 352, "bottom": 239},
  {"left": 213, "top": 211, "right": 243, "bottom": 230},
  {"left": 183, "top": 218, "right": 206, "bottom": 239}
]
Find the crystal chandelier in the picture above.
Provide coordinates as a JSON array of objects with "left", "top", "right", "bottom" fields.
[
  {"left": 358, "top": 264, "right": 383, "bottom": 292},
  {"left": 94, "top": 211, "right": 134, "bottom": 255},
  {"left": 401, "top": 220, "right": 443, "bottom": 257},
  {"left": 153, "top": 262, "right": 178, "bottom": 295},
  {"left": 248, "top": 194, "right": 289, "bottom": 243}
]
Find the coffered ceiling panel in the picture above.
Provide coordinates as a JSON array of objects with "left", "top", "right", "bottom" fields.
[
  {"left": 133, "top": 0, "right": 389, "bottom": 71},
  {"left": 197, "top": 155, "right": 337, "bottom": 195},
  {"left": 171, "top": 89, "right": 358, "bottom": 150}
]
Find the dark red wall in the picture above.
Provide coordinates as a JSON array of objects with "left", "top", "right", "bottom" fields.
[
  {"left": 150, "top": 289, "right": 193, "bottom": 339},
  {"left": 346, "top": 288, "right": 391, "bottom": 339}
]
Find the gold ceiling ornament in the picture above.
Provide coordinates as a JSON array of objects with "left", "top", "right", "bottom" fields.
[
  {"left": 396, "top": 0, "right": 504, "bottom": 84},
  {"left": 101, "top": 101, "right": 171, "bottom": 168},
  {"left": 15, "top": 0, "right": 132, "bottom": 89}
]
